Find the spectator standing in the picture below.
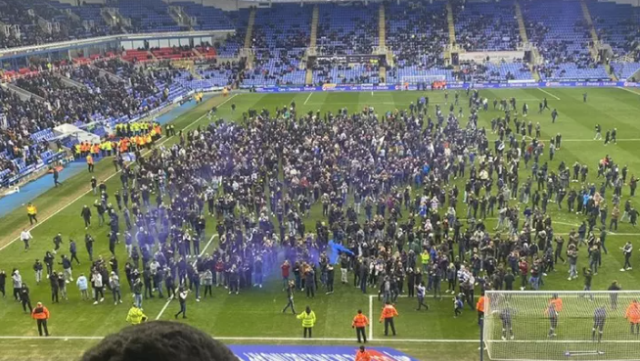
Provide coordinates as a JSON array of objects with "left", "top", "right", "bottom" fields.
[
  {"left": 174, "top": 287, "right": 189, "bottom": 319},
  {"left": 21, "top": 228, "right": 33, "bottom": 250},
  {"left": 77, "top": 273, "right": 89, "bottom": 300}
]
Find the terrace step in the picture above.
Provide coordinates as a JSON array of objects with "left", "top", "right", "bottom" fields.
[
  {"left": 244, "top": 7, "right": 256, "bottom": 49},
  {"left": 514, "top": 1, "right": 529, "bottom": 44},
  {"left": 378, "top": 3, "right": 386, "bottom": 82},
  {"left": 580, "top": 0, "right": 599, "bottom": 61},
  {"left": 306, "top": 4, "right": 320, "bottom": 85},
  {"left": 446, "top": 1, "right": 456, "bottom": 46}
]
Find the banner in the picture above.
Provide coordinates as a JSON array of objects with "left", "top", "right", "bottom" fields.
[
  {"left": 254, "top": 81, "right": 640, "bottom": 93},
  {"left": 229, "top": 345, "right": 419, "bottom": 361}
]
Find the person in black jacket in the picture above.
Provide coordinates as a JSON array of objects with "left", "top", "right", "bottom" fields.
[
  {"left": 20, "top": 283, "right": 32, "bottom": 313},
  {"left": 44, "top": 251, "right": 54, "bottom": 276},
  {"left": 81, "top": 205, "right": 92, "bottom": 229},
  {"left": 50, "top": 271, "right": 59, "bottom": 303},
  {"left": 326, "top": 265, "right": 334, "bottom": 294},
  {"left": 0, "top": 269, "right": 6, "bottom": 297}
]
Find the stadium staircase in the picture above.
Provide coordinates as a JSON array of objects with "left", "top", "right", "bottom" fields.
[
  {"left": 243, "top": 7, "right": 256, "bottom": 69},
  {"left": 168, "top": 6, "right": 194, "bottom": 29},
  {"left": 446, "top": 2, "right": 456, "bottom": 46},
  {"left": 580, "top": 0, "right": 617, "bottom": 80},
  {"left": 147, "top": 51, "right": 158, "bottom": 61},
  {"left": 378, "top": 3, "right": 386, "bottom": 83},
  {"left": 306, "top": 4, "right": 319, "bottom": 85},
  {"left": 4, "top": 83, "right": 46, "bottom": 103},
  {"left": 58, "top": 74, "right": 87, "bottom": 89},
  {"left": 446, "top": 1, "right": 458, "bottom": 71},
  {"left": 580, "top": 0, "right": 600, "bottom": 61},
  {"left": 515, "top": 1, "right": 540, "bottom": 81},
  {"left": 92, "top": 66, "right": 124, "bottom": 83}
]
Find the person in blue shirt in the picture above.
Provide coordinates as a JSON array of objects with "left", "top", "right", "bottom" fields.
[{"left": 76, "top": 273, "right": 89, "bottom": 300}]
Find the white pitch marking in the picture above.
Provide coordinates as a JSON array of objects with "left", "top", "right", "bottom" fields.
[
  {"left": 617, "top": 86, "right": 640, "bottom": 96},
  {"left": 155, "top": 234, "right": 217, "bottom": 320},
  {"left": 303, "top": 92, "right": 313, "bottom": 105},
  {"left": 0, "top": 335, "right": 637, "bottom": 344},
  {"left": 537, "top": 88, "right": 561, "bottom": 100}
]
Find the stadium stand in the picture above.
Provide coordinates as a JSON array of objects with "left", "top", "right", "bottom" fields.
[
  {"left": 454, "top": 0, "right": 520, "bottom": 52},
  {"left": 2, "top": 0, "right": 640, "bottom": 185},
  {"left": 523, "top": 0, "right": 608, "bottom": 80}
]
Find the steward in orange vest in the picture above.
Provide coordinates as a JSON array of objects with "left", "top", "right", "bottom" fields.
[{"left": 352, "top": 309, "right": 369, "bottom": 343}]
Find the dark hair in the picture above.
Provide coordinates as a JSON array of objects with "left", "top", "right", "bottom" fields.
[{"left": 81, "top": 321, "right": 238, "bottom": 361}]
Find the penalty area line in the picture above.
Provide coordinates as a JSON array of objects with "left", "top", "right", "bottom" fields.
[
  {"left": 0, "top": 335, "right": 637, "bottom": 344},
  {"left": 0, "top": 335, "right": 476, "bottom": 343},
  {"left": 537, "top": 88, "right": 561, "bottom": 100},
  {"left": 154, "top": 234, "right": 218, "bottom": 320}
]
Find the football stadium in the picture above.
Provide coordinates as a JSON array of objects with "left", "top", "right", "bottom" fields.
[{"left": 0, "top": 0, "right": 640, "bottom": 360}]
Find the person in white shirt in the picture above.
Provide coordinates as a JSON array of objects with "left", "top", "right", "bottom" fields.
[
  {"left": 91, "top": 272, "right": 104, "bottom": 305},
  {"left": 21, "top": 229, "right": 32, "bottom": 250}
]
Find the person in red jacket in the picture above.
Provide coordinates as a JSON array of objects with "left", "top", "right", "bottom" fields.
[
  {"left": 519, "top": 258, "right": 529, "bottom": 290},
  {"left": 379, "top": 302, "right": 399, "bottom": 336},
  {"left": 31, "top": 301, "right": 50, "bottom": 336},
  {"left": 281, "top": 260, "right": 291, "bottom": 290}
]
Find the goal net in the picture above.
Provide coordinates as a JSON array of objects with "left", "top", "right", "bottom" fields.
[{"left": 483, "top": 290, "right": 640, "bottom": 361}]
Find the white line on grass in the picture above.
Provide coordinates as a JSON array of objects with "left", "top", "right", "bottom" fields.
[
  {"left": 537, "top": 88, "right": 561, "bottom": 100},
  {"left": 154, "top": 234, "right": 218, "bottom": 320},
  {"left": 303, "top": 92, "right": 313, "bottom": 105},
  {"left": 0, "top": 335, "right": 638, "bottom": 344},
  {"left": 0, "top": 94, "right": 237, "bottom": 253},
  {"left": 368, "top": 295, "right": 374, "bottom": 341},
  {"left": 617, "top": 86, "right": 640, "bottom": 96}
]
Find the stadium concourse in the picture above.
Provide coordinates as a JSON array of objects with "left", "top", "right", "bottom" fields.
[{"left": 1, "top": 0, "right": 640, "bottom": 361}]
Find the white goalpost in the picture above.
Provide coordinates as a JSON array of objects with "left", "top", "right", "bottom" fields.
[{"left": 483, "top": 290, "right": 640, "bottom": 361}]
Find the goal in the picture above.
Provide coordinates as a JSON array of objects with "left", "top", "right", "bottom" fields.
[
  {"left": 400, "top": 75, "right": 446, "bottom": 84},
  {"left": 483, "top": 290, "right": 640, "bottom": 361},
  {"left": 399, "top": 75, "right": 447, "bottom": 89}
]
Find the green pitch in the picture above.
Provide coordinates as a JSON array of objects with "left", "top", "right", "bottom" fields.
[{"left": 1, "top": 88, "right": 640, "bottom": 361}]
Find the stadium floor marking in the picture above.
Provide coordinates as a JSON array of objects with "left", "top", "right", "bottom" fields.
[
  {"left": 537, "top": 88, "right": 561, "bottom": 100},
  {"left": 303, "top": 92, "right": 313, "bottom": 105},
  {"left": 617, "top": 86, "right": 640, "bottom": 96},
  {"left": 154, "top": 234, "right": 218, "bottom": 320},
  {"left": 0, "top": 94, "right": 237, "bottom": 253}
]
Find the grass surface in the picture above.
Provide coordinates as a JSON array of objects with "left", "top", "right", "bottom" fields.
[{"left": 1, "top": 88, "right": 640, "bottom": 361}]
